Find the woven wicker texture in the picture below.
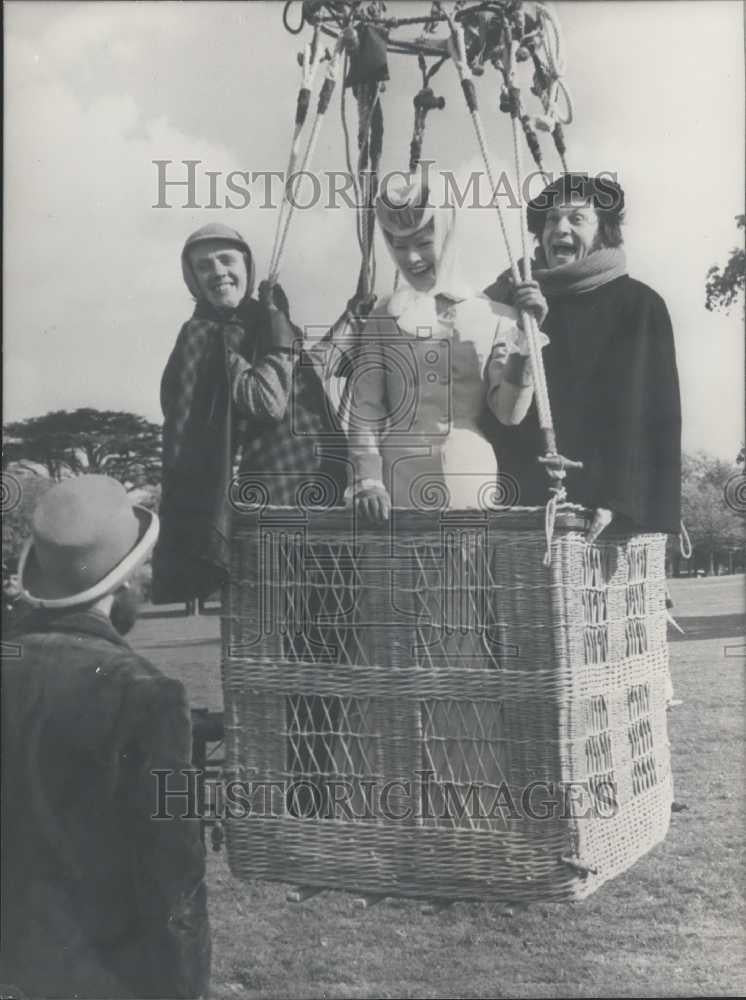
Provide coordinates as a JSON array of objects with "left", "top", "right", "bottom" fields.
[{"left": 221, "top": 506, "right": 673, "bottom": 902}]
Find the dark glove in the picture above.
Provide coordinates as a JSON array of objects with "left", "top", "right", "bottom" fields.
[
  {"left": 258, "top": 279, "right": 297, "bottom": 351},
  {"left": 268, "top": 281, "right": 291, "bottom": 319}
]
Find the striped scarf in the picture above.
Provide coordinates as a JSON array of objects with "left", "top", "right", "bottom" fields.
[{"left": 488, "top": 247, "right": 628, "bottom": 304}]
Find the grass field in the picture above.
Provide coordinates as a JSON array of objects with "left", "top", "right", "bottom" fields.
[{"left": 131, "top": 575, "right": 746, "bottom": 998}]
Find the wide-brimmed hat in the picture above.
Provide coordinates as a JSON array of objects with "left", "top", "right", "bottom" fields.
[
  {"left": 181, "top": 222, "right": 255, "bottom": 300},
  {"left": 18, "top": 475, "right": 159, "bottom": 609},
  {"left": 526, "top": 173, "right": 625, "bottom": 238}
]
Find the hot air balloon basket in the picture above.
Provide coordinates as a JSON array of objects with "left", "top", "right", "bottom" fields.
[{"left": 220, "top": 505, "right": 673, "bottom": 902}]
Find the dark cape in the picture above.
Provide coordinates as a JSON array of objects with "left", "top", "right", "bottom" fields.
[
  {"left": 483, "top": 273, "right": 682, "bottom": 534},
  {"left": 152, "top": 297, "right": 264, "bottom": 604},
  {"left": 153, "top": 295, "right": 348, "bottom": 604}
]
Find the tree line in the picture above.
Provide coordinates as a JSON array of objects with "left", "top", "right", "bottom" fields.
[
  {"left": 3, "top": 407, "right": 744, "bottom": 578},
  {"left": 3, "top": 409, "right": 161, "bottom": 573}
]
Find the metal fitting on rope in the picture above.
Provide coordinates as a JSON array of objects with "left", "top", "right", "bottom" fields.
[
  {"left": 520, "top": 113, "right": 544, "bottom": 169},
  {"left": 461, "top": 78, "right": 478, "bottom": 113},
  {"left": 537, "top": 452, "right": 583, "bottom": 475},
  {"left": 409, "top": 86, "right": 444, "bottom": 171},
  {"left": 413, "top": 87, "right": 446, "bottom": 112},
  {"left": 295, "top": 87, "right": 311, "bottom": 126},
  {"left": 317, "top": 75, "right": 336, "bottom": 114},
  {"left": 503, "top": 83, "right": 520, "bottom": 118},
  {"left": 552, "top": 121, "right": 566, "bottom": 154}
]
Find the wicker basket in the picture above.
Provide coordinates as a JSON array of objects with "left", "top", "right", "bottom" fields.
[{"left": 220, "top": 505, "right": 673, "bottom": 902}]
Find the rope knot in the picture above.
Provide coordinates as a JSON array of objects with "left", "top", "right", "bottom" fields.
[
  {"left": 537, "top": 451, "right": 582, "bottom": 567},
  {"left": 413, "top": 87, "right": 446, "bottom": 112},
  {"left": 543, "top": 483, "right": 567, "bottom": 567}
]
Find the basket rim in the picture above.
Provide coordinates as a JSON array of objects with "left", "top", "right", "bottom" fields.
[{"left": 230, "top": 503, "right": 669, "bottom": 540}]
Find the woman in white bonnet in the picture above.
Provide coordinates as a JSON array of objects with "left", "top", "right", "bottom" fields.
[
  {"left": 344, "top": 166, "right": 548, "bottom": 825},
  {"left": 346, "top": 165, "right": 547, "bottom": 518}
]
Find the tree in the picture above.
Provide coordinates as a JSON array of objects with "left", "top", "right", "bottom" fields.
[
  {"left": 682, "top": 451, "right": 736, "bottom": 492},
  {"left": 3, "top": 409, "right": 162, "bottom": 488},
  {"left": 705, "top": 215, "right": 745, "bottom": 313},
  {"left": 2, "top": 472, "right": 55, "bottom": 570},
  {"left": 680, "top": 450, "right": 745, "bottom": 575}
]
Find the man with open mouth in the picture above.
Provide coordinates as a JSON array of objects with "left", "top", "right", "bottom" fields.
[{"left": 486, "top": 172, "right": 682, "bottom": 545}]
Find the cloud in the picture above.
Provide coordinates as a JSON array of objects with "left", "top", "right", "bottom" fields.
[
  {"left": 3, "top": 73, "right": 361, "bottom": 422},
  {"left": 3, "top": 0, "right": 743, "bottom": 460}
]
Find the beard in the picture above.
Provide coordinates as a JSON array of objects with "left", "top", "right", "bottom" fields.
[{"left": 110, "top": 582, "right": 143, "bottom": 636}]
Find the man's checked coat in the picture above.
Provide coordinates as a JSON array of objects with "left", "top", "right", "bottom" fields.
[{"left": 153, "top": 296, "right": 347, "bottom": 604}]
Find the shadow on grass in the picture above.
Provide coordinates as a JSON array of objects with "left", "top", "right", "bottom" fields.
[
  {"left": 669, "top": 613, "right": 746, "bottom": 642},
  {"left": 140, "top": 605, "right": 220, "bottom": 619}
]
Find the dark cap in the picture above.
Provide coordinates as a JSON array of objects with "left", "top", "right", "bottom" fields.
[
  {"left": 181, "top": 223, "right": 255, "bottom": 300},
  {"left": 526, "top": 173, "right": 625, "bottom": 238}
]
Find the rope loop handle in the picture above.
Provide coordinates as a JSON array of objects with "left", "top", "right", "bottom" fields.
[
  {"left": 534, "top": 3, "right": 574, "bottom": 126},
  {"left": 679, "top": 519, "right": 693, "bottom": 560},
  {"left": 283, "top": 0, "right": 305, "bottom": 35}
]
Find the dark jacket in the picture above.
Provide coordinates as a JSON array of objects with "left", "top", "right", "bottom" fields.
[
  {"left": 153, "top": 299, "right": 262, "bottom": 605},
  {"left": 483, "top": 274, "right": 682, "bottom": 533},
  {"left": 0, "top": 610, "right": 210, "bottom": 999}
]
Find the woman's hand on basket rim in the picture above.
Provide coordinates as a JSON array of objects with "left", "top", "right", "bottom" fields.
[
  {"left": 586, "top": 507, "right": 614, "bottom": 545},
  {"left": 355, "top": 485, "right": 391, "bottom": 523},
  {"left": 513, "top": 280, "right": 548, "bottom": 327}
]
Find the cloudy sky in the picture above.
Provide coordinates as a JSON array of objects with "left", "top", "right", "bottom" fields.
[{"left": 4, "top": 0, "right": 744, "bottom": 459}]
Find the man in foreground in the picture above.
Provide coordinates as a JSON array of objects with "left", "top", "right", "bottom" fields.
[
  {"left": 487, "top": 172, "right": 681, "bottom": 544},
  {"left": 1, "top": 475, "right": 210, "bottom": 998}
]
